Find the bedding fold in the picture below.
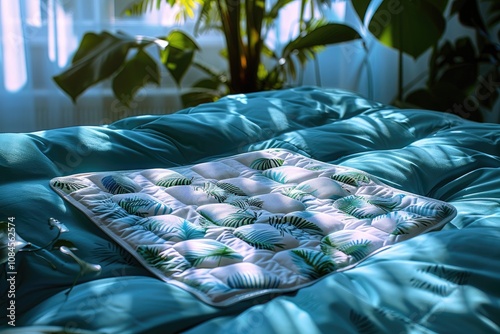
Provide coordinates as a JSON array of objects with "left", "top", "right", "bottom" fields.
[{"left": 1, "top": 86, "right": 499, "bottom": 333}]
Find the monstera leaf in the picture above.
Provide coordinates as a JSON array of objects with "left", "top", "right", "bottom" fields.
[
  {"left": 53, "top": 30, "right": 196, "bottom": 105},
  {"left": 366, "top": 0, "right": 448, "bottom": 59}
]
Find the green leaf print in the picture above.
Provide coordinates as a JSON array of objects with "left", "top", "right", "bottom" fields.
[
  {"left": 227, "top": 270, "right": 281, "bottom": 289},
  {"left": 331, "top": 172, "right": 370, "bottom": 187},
  {"left": 291, "top": 249, "right": 336, "bottom": 279},
  {"left": 118, "top": 196, "right": 171, "bottom": 217},
  {"left": 262, "top": 170, "right": 288, "bottom": 184},
  {"left": 52, "top": 179, "right": 88, "bottom": 194},
  {"left": 101, "top": 174, "right": 139, "bottom": 194},
  {"left": 156, "top": 175, "right": 192, "bottom": 187},
  {"left": 195, "top": 182, "right": 228, "bottom": 202},
  {"left": 216, "top": 181, "right": 247, "bottom": 196},
  {"left": 220, "top": 210, "right": 260, "bottom": 228},
  {"left": 233, "top": 225, "right": 286, "bottom": 250},
  {"left": 137, "top": 245, "right": 191, "bottom": 275},
  {"left": 179, "top": 239, "right": 243, "bottom": 267},
  {"left": 337, "top": 239, "right": 372, "bottom": 262},
  {"left": 250, "top": 157, "right": 284, "bottom": 170}
]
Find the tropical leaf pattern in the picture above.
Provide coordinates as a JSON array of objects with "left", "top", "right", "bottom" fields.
[
  {"left": 250, "top": 157, "right": 284, "bottom": 170},
  {"left": 334, "top": 195, "right": 387, "bottom": 219},
  {"left": 281, "top": 185, "right": 315, "bottom": 200},
  {"left": 372, "top": 211, "right": 435, "bottom": 235},
  {"left": 268, "top": 215, "right": 324, "bottom": 237},
  {"left": 51, "top": 178, "right": 89, "bottom": 194},
  {"left": 219, "top": 210, "right": 260, "bottom": 228},
  {"left": 156, "top": 175, "right": 192, "bottom": 187},
  {"left": 233, "top": 225, "right": 285, "bottom": 250},
  {"left": 137, "top": 218, "right": 206, "bottom": 241},
  {"left": 176, "top": 239, "right": 243, "bottom": 267},
  {"left": 91, "top": 198, "right": 129, "bottom": 220},
  {"left": 404, "top": 201, "right": 451, "bottom": 218},
  {"left": 101, "top": 174, "right": 140, "bottom": 194},
  {"left": 262, "top": 169, "right": 288, "bottom": 183},
  {"left": 291, "top": 249, "right": 336, "bottom": 279},
  {"left": 195, "top": 182, "right": 228, "bottom": 202},
  {"left": 331, "top": 172, "right": 371, "bottom": 187},
  {"left": 50, "top": 148, "right": 456, "bottom": 305},
  {"left": 337, "top": 239, "right": 372, "bottom": 262},
  {"left": 216, "top": 181, "right": 247, "bottom": 196},
  {"left": 137, "top": 245, "right": 191, "bottom": 275},
  {"left": 227, "top": 197, "right": 264, "bottom": 210},
  {"left": 226, "top": 265, "right": 281, "bottom": 289},
  {"left": 117, "top": 196, "right": 171, "bottom": 217}
]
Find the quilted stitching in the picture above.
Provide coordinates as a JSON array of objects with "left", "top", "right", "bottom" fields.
[{"left": 50, "top": 149, "right": 456, "bottom": 306}]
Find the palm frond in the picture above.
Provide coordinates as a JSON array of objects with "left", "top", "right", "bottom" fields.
[
  {"left": 177, "top": 219, "right": 206, "bottom": 240},
  {"left": 291, "top": 249, "right": 335, "bottom": 279},
  {"left": 137, "top": 218, "right": 177, "bottom": 234},
  {"left": 118, "top": 196, "right": 171, "bottom": 217},
  {"left": 91, "top": 198, "right": 129, "bottom": 219},
  {"left": 194, "top": 0, "right": 221, "bottom": 35},
  {"left": 195, "top": 182, "right": 228, "bottom": 202},
  {"left": 282, "top": 215, "right": 323, "bottom": 235},
  {"left": 262, "top": 170, "right": 288, "bottom": 184},
  {"left": 179, "top": 239, "right": 243, "bottom": 267},
  {"left": 52, "top": 178, "right": 88, "bottom": 194},
  {"left": 337, "top": 239, "right": 372, "bottom": 262},
  {"left": 220, "top": 210, "right": 259, "bottom": 228},
  {"left": 227, "top": 269, "right": 281, "bottom": 289},
  {"left": 419, "top": 265, "right": 471, "bottom": 285},
  {"left": 404, "top": 202, "right": 448, "bottom": 218},
  {"left": 331, "top": 171, "right": 371, "bottom": 187},
  {"left": 101, "top": 174, "right": 140, "bottom": 194},
  {"left": 233, "top": 225, "right": 285, "bottom": 250},
  {"left": 333, "top": 195, "right": 385, "bottom": 219},
  {"left": 216, "top": 181, "right": 247, "bottom": 196},
  {"left": 156, "top": 176, "right": 192, "bottom": 187},
  {"left": 137, "top": 245, "right": 191, "bottom": 274},
  {"left": 123, "top": 0, "right": 198, "bottom": 22},
  {"left": 250, "top": 157, "right": 284, "bottom": 170},
  {"left": 281, "top": 185, "right": 315, "bottom": 200}
]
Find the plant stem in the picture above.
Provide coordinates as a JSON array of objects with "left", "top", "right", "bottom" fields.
[
  {"left": 217, "top": 0, "right": 243, "bottom": 93},
  {"left": 399, "top": 49, "right": 403, "bottom": 102},
  {"left": 398, "top": 12, "right": 404, "bottom": 102}
]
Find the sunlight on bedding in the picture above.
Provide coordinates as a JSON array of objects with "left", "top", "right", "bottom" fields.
[
  {"left": 267, "top": 107, "right": 290, "bottom": 132},
  {"left": 3, "top": 87, "right": 499, "bottom": 333}
]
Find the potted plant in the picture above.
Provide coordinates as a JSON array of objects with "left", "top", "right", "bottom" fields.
[
  {"left": 54, "top": 0, "right": 499, "bottom": 121},
  {"left": 53, "top": 0, "right": 362, "bottom": 108}
]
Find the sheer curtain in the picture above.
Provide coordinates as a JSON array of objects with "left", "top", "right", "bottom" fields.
[
  {"left": 0, "top": 0, "right": 201, "bottom": 133},
  {"left": 0, "top": 1, "right": 408, "bottom": 133}
]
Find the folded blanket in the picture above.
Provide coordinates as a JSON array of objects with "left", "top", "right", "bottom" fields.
[{"left": 50, "top": 149, "right": 456, "bottom": 306}]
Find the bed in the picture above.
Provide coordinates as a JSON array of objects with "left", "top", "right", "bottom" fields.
[{"left": 1, "top": 86, "right": 499, "bottom": 334}]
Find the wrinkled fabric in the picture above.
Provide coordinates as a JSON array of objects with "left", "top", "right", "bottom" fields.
[{"left": 0, "top": 87, "right": 499, "bottom": 333}]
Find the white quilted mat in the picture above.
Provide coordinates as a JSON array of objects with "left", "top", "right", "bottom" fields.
[{"left": 50, "top": 149, "right": 456, "bottom": 306}]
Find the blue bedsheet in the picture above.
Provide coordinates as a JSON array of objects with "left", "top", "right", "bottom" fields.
[{"left": 1, "top": 87, "right": 499, "bottom": 333}]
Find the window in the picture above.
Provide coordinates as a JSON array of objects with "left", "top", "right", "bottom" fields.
[
  {"left": 0, "top": 0, "right": 199, "bottom": 132},
  {"left": 0, "top": 1, "right": 404, "bottom": 133}
]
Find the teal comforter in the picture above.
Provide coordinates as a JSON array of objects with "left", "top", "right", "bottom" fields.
[{"left": 1, "top": 87, "right": 499, "bottom": 333}]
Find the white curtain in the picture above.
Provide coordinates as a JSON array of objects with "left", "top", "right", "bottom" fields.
[
  {"left": 0, "top": 0, "right": 423, "bottom": 133},
  {"left": 0, "top": 0, "right": 196, "bottom": 133}
]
